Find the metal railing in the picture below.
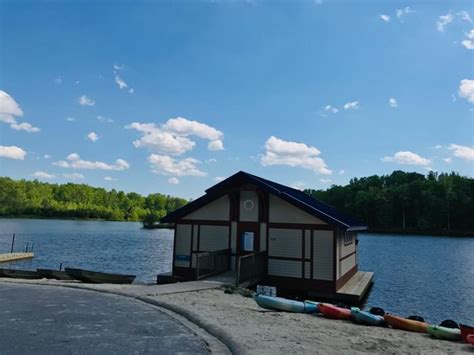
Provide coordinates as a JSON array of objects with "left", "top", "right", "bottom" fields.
[
  {"left": 236, "top": 251, "right": 267, "bottom": 287},
  {"left": 194, "top": 248, "right": 231, "bottom": 280}
]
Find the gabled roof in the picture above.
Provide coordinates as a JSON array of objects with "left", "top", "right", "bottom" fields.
[{"left": 161, "top": 171, "right": 366, "bottom": 230}]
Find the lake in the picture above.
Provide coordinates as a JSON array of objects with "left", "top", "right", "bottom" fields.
[{"left": 0, "top": 218, "right": 472, "bottom": 324}]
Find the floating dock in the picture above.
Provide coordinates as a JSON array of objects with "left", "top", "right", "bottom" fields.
[
  {"left": 336, "top": 271, "right": 374, "bottom": 303},
  {"left": 0, "top": 253, "right": 34, "bottom": 263}
]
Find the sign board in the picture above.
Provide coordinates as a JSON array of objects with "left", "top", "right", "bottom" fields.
[
  {"left": 243, "top": 231, "right": 254, "bottom": 252},
  {"left": 256, "top": 285, "right": 277, "bottom": 297}
]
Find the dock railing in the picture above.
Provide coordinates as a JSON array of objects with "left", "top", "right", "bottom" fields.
[
  {"left": 236, "top": 251, "right": 267, "bottom": 288},
  {"left": 194, "top": 248, "right": 231, "bottom": 280}
]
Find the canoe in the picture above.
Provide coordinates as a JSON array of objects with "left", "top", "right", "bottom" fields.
[
  {"left": 467, "top": 334, "right": 474, "bottom": 345},
  {"left": 460, "top": 324, "right": 474, "bottom": 343},
  {"left": 319, "top": 303, "right": 352, "bottom": 320},
  {"left": 304, "top": 300, "right": 320, "bottom": 313},
  {"left": 384, "top": 313, "right": 428, "bottom": 333},
  {"left": 0, "top": 268, "right": 43, "bottom": 280},
  {"left": 254, "top": 295, "right": 318, "bottom": 313},
  {"left": 37, "top": 268, "right": 75, "bottom": 281},
  {"left": 351, "top": 309, "right": 386, "bottom": 326},
  {"left": 64, "top": 268, "right": 136, "bottom": 284},
  {"left": 427, "top": 325, "right": 462, "bottom": 341}
]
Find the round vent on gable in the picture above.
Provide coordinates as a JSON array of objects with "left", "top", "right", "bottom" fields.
[{"left": 243, "top": 199, "right": 255, "bottom": 211}]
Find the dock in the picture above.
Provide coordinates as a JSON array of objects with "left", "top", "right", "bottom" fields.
[
  {"left": 0, "top": 253, "right": 34, "bottom": 263},
  {"left": 336, "top": 271, "right": 374, "bottom": 304}
]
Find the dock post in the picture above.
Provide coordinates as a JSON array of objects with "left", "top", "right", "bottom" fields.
[
  {"left": 59, "top": 262, "right": 63, "bottom": 271},
  {"left": 25, "top": 242, "right": 29, "bottom": 253},
  {"left": 31, "top": 243, "right": 35, "bottom": 252},
  {"left": 10, "top": 234, "right": 15, "bottom": 253}
]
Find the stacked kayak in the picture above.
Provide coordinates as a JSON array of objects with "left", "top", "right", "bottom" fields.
[
  {"left": 427, "top": 325, "right": 462, "bottom": 341},
  {"left": 384, "top": 313, "right": 428, "bottom": 333},
  {"left": 254, "top": 294, "right": 318, "bottom": 314},
  {"left": 319, "top": 303, "right": 352, "bottom": 320},
  {"left": 351, "top": 309, "right": 386, "bottom": 327}
]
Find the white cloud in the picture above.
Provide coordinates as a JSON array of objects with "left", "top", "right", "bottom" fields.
[
  {"left": 457, "top": 11, "right": 472, "bottom": 23},
  {"left": 113, "top": 65, "right": 134, "bottom": 94},
  {"left": 78, "top": 95, "right": 95, "bottom": 106},
  {"left": 104, "top": 176, "right": 117, "bottom": 181},
  {"left": 462, "top": 30, "right": 474, "bottom": 49},
  {"left": 97, "top": 115, "right": 114, "bottom": 123},
  {"left": 324, "top": 105, "right": 338, "bottom": 114},
  {"left": 381, "top": 151, "right": 431, "bottom": 166},
  {"left": 10, "top": 122, "right": 40, "bottom": 132},
  {"left": 261, "top": 136, "right": 332, "bottom": 175},
  {"left": 396, "top": 6, "right": 415, "bottom": 21},
  {"left": 343, "top": 101, "right": 360, "bottom": 110},
  {"left": 0, "top": 145, "right": 27, "bottom": 160},
  {"left": 449, "top": 144, "right": 474, "bottom": 161},
  {"left": 380, "top": 14, "right": 390, "bottom": 22},
  {"left": 168, "top": 177, "right": 180, "bottom": 184},
  {"left": 33, "top": 171, "right": 55, "bottom": 179},
  {"left": 53, "top": 153, "right": 129, "bottom": 170},
  {"left": 148, "top": 154, "right": 206, "bottom": 177},
  {"left": 433, "top": 144, "right": 442, "bottom": 149},
  {"left": 389, "top": 97, "right": 398, "bottom": 108},
  {"left": 87, "top": 132, "right": 99, "bottom": 142},
  {"left": 113, "top": 64, "right": 124, "bottom": 71},
  {"left": 63, "top": 173, "right": 85, "bottom": 179},
  {"left": 320, "top": 178, "right": 332, "bottom": 184},
  {"left": 213, "top": 176, "right": 225, "bottom": 183},
  {"left": 44, "top": 154, "right": 51, "bottom": 159},
  {"left": 114, "top": 74, "right": 128, "bottom": 89},
  {"left": 66, "top": 117, "right": 76, "bottom": 122},
  {"left": 459, "top": 79, "right": 474, "bottom": 103},
  {"left": 206, "top": 158, "right": 217, "bottom": 163},
  {"left": 437, "top": 13, "right": 454, "bottom": 32},
  {"left": 338, "top": 169, "right": 345, "bottom": 175},
  {"left": 443, "top": 157, "right": 452, "bottom": 164},
  {"left": 128, "top": 117, "right": 224, "bottom": 155},
  {"left": 291, "top": 181, "right": 306, "bottom": 190},
  {"left": 0, "top": 90, "right": 39, "bottom": 132}
]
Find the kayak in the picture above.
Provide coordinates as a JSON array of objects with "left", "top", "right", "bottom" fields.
[
  {"left": 467, "top": 334, "right": 474, "bottom": 345},
  {"left": 351, "top": 309, "right": 386, "bottom": 327},
  {"left": 254, "top": 295, "right": 318, "bottom": 313},
  {"left": 427, "top": 325, "right": 461, "bottom": 341},
  {"left": 460, "top": 324, "right": 474, "bottom": 343},
  {"left": 384, "top": 313, "right": 428, "bottom": 333},
  {"left": 319, "top": 303, "right": 352, "bottom": 320},
  {"left": 304, "top": 300, "right": 320, "bottom": 313}
]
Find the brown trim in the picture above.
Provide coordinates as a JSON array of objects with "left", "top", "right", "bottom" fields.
[
  {"left": 301, "top": 229, "right": 305, "bottom": 278},
  {"left": 332, "top": 229, "right": 337, "bottom": 284},
  {"left": 336, "top": 264, "right": 358, "bottom": 290},
  {"left": 339, "top": 250, "right": 356, "bottom": 262},
  {"left": 189, "top": 224, "right": 194, "bottom": 268},
  {"left": 178, "top": 219, "right": 230, "bottom": 226},
  {"left": 310, "top": 229, "right": 314, "bottom": 279},
  {"left": 268, "top": 255, "right": 311, "bottom": 262},
  {"left": 268, "top": 222, "right": 334, "bottom": 230}
]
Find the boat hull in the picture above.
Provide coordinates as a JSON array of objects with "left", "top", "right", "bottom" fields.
[
  {"left": 351, "top": 309, "right": 385, "bottom": 326},
  {"left": 427, "top": 325, "right": 461, "bottom": 341},
  {"left": 64, "top": 268, "right": 136, "bottom": 284},
  {"left": 254, "top": 295, "right": 318, "bottom": 314},
  {"left": 0, "top": 269, "right": 43, "bottom": 280},
  {"left": 467, "top": 335, "right": 474, "bottom": 345},
  {"left": 319, "top": 303, "right": 352, "bottom": 320},
  {"left": 384, "top": 313, "right": 428, "bottom": 333},
  {"left": 460, "top": 324, "right": 474, "bottom": 343},
  {"left": 37, "top": 268, "right": 74, "bottom": 281}
]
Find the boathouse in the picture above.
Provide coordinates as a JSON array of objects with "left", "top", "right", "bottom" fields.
[{"left": 161, "top": 171, "right": 373, "bottom": 302}]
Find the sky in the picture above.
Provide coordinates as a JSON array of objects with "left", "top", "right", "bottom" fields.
[{"left": 0, "top": 0, "right": 473, "bottom": 199}]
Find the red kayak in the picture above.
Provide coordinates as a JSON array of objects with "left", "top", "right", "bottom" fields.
[
  {"left": 461, "top": 324, "right": 474, "bottom": 343},
  {"left": 467, "top": 334, "right": 474, "bottom": 345},
  {"left": 319, "top": 303, "right": 352, "bottom": 320}
]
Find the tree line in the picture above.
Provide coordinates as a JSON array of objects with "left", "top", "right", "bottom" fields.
[
  {"left": 305, "top": 171, "right": 474, "bottom": 235},
  {"left": 0, "top": 177, "right": 188, "bottom": 222}
]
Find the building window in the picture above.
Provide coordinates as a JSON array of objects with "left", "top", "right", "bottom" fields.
[{"left": 344, "top": 232, "right": 353, "bottom": 246}]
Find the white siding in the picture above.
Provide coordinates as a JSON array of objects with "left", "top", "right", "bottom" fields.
[
  {"left": 269, "top": 194, "right": 327, "bottom": 224},
  {"left": 185, "top": 195, "right": 230, "bottom": 221},
  {"left": 340, "top": 253, "right": 356, "bottom": 276},
  {"left": 268, "top": 259, "right": 301, "bottom": 278},
  {"left": 313, "top": 230, "right": 334, "bottom": 281},
  {"left": 260, "top": 222, "right": 267, "bottom": 251},
  {"left": 268, "top": 228, "right": 302, "bottom": 258},
  {"left": 305, "top": 261, "right": 311, "bottom": 279},
  {"left": 199, "top": 225, "right": 229, "bottom": 251},
  {"left": 239, "top": 190, "right": 259, "bottom": 222},
  {"left": 175, "top": 224, "right": 191, "bottom": 267},
  {"left": 339, "top": 231, "right": 356, "bottom": 259},
  {"left": 231, "top": 222, "right": 237, "bottom": 253}
]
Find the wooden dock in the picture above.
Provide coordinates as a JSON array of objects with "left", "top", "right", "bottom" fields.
[
  {"left": 0, "top": 253, "right": 34, "bottom": 263},
  {"left": 336, "top": 271, "right": 374, "bottom": 304}
]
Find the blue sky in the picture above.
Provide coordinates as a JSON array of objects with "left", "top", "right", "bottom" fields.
[{"left": 0, "top": 0, "right": 473, "bottom": 199}]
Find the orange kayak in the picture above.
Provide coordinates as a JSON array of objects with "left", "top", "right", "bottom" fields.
[
  {"left": 319, "top": 303, "right": 352, "bottom": 320},
  {"left": 467, "top": 334, "right": 474, "bottom": 345},
  {"left": 384, "top": 313, "right": 428, "bottom": 333},
  {"left": 461, "top": 324, "right": 474, "bottom": 343}
]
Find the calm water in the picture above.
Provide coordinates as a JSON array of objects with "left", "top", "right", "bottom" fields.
[{"left": 0, "top": 219, "right": 472, "bottom": 324}]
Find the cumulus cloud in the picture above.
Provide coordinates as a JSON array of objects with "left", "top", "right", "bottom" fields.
[
  {"left": 127, "top": 117, "right": 224, "bottom": 155},
  {"left": 380, "top": 14, "right": 390, "bottom": 22},
  {"left": 381, "top": 151, "right": 431, "bottom": 166},
  {"left": 168, "top": 177, "right": 180, "bottom": 184},
  {"left": 0, "top": 145, "right": 27, "bottom": 160},
  {"left": 78, "top": 95, "right": 95, "bottom": 106},
  {"left": 389, "top": 98, "right": 398, "bottom": 108},
  {"left": 63, "top": 173, "right": 85, "bottom": 179},
  {"left": 53, "top": 153, "right": 129, "bottom": 171},
  {"left": 449, "top": 144, "right": 474, "bottom": 161},
  {"left": 148, "top": 154, "right": 206, "bottom": 177},
  {"left": 343, "top": 101, "right": 360, "bottom": 110},
  {"left": 0, "top": 90, "right": 39, "bottom": 132},
  {"left": 324, "top": 105, "right": 338, "bottom": 114},
  {"left": 437, "top": 13, "right": 454, "bottom": 32},
  {"left": 10, "top": 122, "right": 40, "bottom": 132},
  {"left": 261, "top": 136, "right": 332, "bottom": 175},
  {"left": 33, "top": 171, "right": 55, "bottom": 179},
  {"left": 87, "top": 132, "right": 99, "bottom": 142},
  {"left": 459, "top": 79, "right": 474, "bottom": 103},
  {"left": 462, "top": 30, "right": 474, "bottom": 49}
]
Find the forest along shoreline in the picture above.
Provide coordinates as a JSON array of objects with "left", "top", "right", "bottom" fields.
[{"left": 1, "top": 170, "right": 473, "bottom": 236}]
